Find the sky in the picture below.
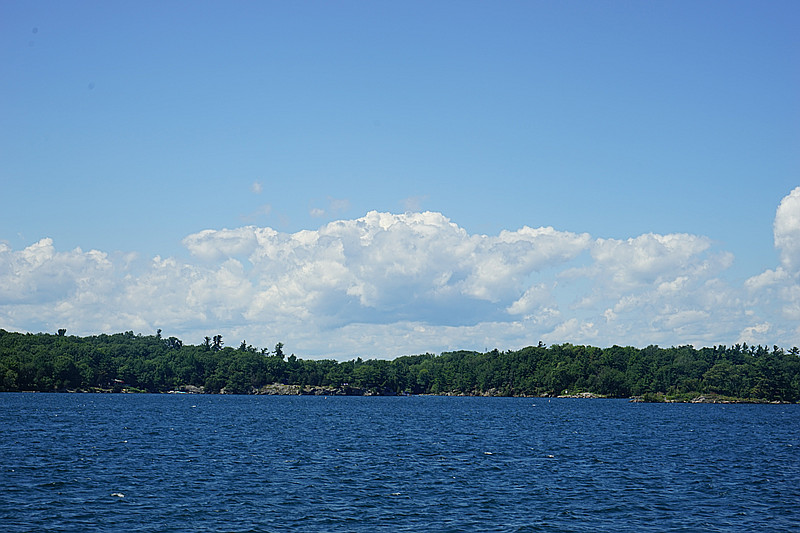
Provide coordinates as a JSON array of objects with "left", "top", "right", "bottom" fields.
[{"left": 1, "top": 1, "right": 799, "bottom": 359}]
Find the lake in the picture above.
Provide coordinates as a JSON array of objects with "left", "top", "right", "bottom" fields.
[{"left": 1, "top": 393, "right": 798, "bottom": 532}]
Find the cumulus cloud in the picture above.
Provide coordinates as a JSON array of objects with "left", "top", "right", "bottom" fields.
[
  {"left": 506, "top": 283, "right": 556, "bottom": 317},
  {"left": 3, "top": 197, "right": 800, "bottom": 357},
  {"left": 774, "top": 186, "right": 800, "bottom": 274},
  {"left": 548, "top": 230, "right": 746, "bottom": 347},
  {"left": 183, "top": 227, "right": 265, "bottom": 261},
  {"left": 184, "top": 212, "right": 590, "bottom": 328},
  {"left": 741, "top": 187, "right": 800, "bottom": 345},
  {"left": 589, "top": 233, "right": 719, "bottom": 290},
  {"left": 0, "top": 239, "right": 112, "bottom": 304}
]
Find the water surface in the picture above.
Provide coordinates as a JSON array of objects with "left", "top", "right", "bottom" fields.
[{"left": 1, "top": 394, "right": 798, "bottom": 531}]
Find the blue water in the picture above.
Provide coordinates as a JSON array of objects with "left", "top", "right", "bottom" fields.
[{"left": 1, "top": 394, "right": 798, "bottom": 532}]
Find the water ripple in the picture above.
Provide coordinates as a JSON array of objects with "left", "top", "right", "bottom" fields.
[{"left": 1, "top": 394, "right": 798, "bottom": 531}]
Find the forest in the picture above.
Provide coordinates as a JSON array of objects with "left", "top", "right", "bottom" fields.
[{"left": 1, "top": 329, "right": 799, "bottom": 402}]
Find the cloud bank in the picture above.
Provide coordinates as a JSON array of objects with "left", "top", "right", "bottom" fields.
[{"left": 2, "top": 190, "right": 799, "bottom": 358}]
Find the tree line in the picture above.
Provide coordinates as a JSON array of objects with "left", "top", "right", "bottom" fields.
[{"left": 1, "top": 329, "right": 799, "bottom": 401}]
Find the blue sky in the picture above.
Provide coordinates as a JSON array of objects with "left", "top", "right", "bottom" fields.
[{"left": 2, "top": 1, "right": 799, "bottom": 358}]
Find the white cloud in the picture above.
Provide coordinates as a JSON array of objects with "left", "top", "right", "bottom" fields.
[
  {"left": 183, "top": 226, "right": 265, "bottom": 261},
  {"left": 251, "top": 181, "right": 263, "bottom": 194},
  {"left": 737, "top": 322, "right": 770, "bottom": 345},
  {"left": 543, "top": 318, "right": 599, "bottom": 345},
  {"left": 3, "top": 196, "right": 800, "bottom": 357},
  {"left": 188, "top": 212, "right": 590, "bottom": 329},
  {"left": 741, "top": 187, "right": 800, "bottom": 345},
  {"left": 548, "top": 231, "right": 746, "bottom": 347},
  {"left": 506, "top": 283, "right": 554, "bottom": 316},
  {"left": 590, "top": 233, "right": 715, "bottom": 290},
  {"left": 745, "top": 268, "right": 789, "bottom": 291},
  {"left": 0, "top": 238, "right": 112, "bottom": 305},
  {"left": 774, "top": 186, "right": 800, "bottom": 274}
]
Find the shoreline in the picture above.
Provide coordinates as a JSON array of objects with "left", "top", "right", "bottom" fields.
[{"left": 9, "top": 386, "right": 796, "bottom": 404}]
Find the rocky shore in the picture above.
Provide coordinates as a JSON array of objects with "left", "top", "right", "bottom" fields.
[
  {"left": 50, "top": 384, "right": 795, "bottom": 403},
  {"left": 250, "top": 383, "right": 376, "bottom": 396},
  {"left": 629, "top": 394, "right": 792, "bottom": 404}
]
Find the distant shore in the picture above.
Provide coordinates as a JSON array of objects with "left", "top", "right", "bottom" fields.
[
  {"left": 4, "top": 331, "right": 798, "bottom": 402},
  {"left": 12, "top": 385, "right": 796, "bottom": 404}
]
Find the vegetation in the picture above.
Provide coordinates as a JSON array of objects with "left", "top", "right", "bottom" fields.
[{"left": 1, "top": 329, "right": 799, "bottom": 401}]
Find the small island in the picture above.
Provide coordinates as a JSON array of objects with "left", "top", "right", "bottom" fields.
[{"left": 1, "top": 329, "right": 798, "bottom": 403}]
